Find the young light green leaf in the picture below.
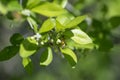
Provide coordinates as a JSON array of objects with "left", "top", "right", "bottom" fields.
[
  {"left": 56, "top": 13, "right": 74, "bottom": 26},
  {"left": 22, "top": 57, "right": 33, "bottom": 74},
  {"left": 19, "top": 37, "right": 38, "bottom": 58},
  {"left": 55, "top": 13, "right": 74, "bottom": 32},
  {"left": 0, "top": 2, "right": 7, "bottom": 14},
  {"left": 26, "top": 0, "right": 41, "bottom": 9},
  {"left": 65, "top": 15, "right": 86, "bottom": 29},
  {"left": 66, "top": 39, "right": 94, "bottom": 49},
  {"left": 53, "top": 0, "right": 68, "bottom": 8},
  {"left": 0, "top": 46, "right": 19, "bottom": 61},
  {"left": 27, "top": 17, "right": 38, "bottom": 33},
  {"left": 7, "top": 0, "right": 22, "bottom": 11},
  {"left": 71, "top": 29, "right": 92, "bottom": 44},
  {"left": 10, "top": 33, "right": 24, "bottom": 45},
  {"left": 40, "top": 47, "right": 53, "bottom": 66},
  {"left": 55, "top": 20, "right": 64, "bottom": 32},
  {"left": 56, "top": 14, "right": 85, "bottom": 30},
  {"left": 39, "top": 18, "right": 55, "bottom": 33},
  {"left": 60, "top": 48, "right": 77, "bottom": 67},
  {"left": 31, "top": 2, "right": 67, "bottom": 17}
]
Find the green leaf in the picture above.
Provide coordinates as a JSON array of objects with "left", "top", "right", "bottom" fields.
[
  {"left": 55, "top": 13, "right": 74, "bottom": 32},
  {"left": 109, "top": 16, "right": 120, "bottom": 29},
  {"left": 21, "top": 0, "right": 28, "bottom": 8},
  {"left": 19, "top": 37, "right": 38, "bottom": 58},
  {"left": 56, "top": 15, "right": 86, "bottom": 30},
  {"left": 10, "top": 33, "right": 24, "bottom": 45},
  {"left": 0, "top": 46, "right": 19, "bottom": 61},
  {"left": 60, "top": 48, "right": 77, "bottom": 67},
  {"left": 7, "top": 0, "right": 22, "bottom": 11},
  {"left": 39, "top": 18, "right": 55, "bottom": 33},
  {"left": 71, "top": 29, "right": 92, "bottom": 44},
  {"left": 65, "top": 15, "right": 86, "bottom": 29},
  {"left": 53, "top": 0, "right": 68, "bottom": 8},
  {"left": 40, "top": 47, "right": 53, "bottom": 66},
  {"left": 0, "top": 2, "right": 7, "bottom": 14},
  {"left": 26, "top": 0, "right": 41, "bottom": 9},
  {"left": 56, "top": 13, "right": 74, "bottom": 26},
  {"left": 22, "top": 57, "right": 33, "bottom": 74},
  {"left": 66, "top": 39, "right": 94, "bottom": 49},
  {"left": 98, "top": 38, "right": 113, "bottom": 52},
  {"left": 31, "top": 2, "right": 67, "bottom": 17},
  {"left": 55, "top": 20, "right": 64, "bottom": 32},
  {"left": 27, "top": 17, "right": 38, "bottom": 33}
]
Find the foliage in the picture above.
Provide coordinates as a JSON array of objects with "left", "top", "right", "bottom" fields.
[
  {"left": 0, "top": 0, "right": 94, "bottom": 73},
  {"left": 0, "top": 0, "right": 120, "bottom": 75}
]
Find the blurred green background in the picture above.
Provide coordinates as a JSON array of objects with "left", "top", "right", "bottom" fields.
[{"left": 0, "top": 0, "right": 120, "bottom": 80}]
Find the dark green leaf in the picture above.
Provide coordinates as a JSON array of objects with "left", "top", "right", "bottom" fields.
[
  {"left": 19, "top": 37, "right": 38, "bottom": 58},
  {"left": 10, "top": 33, "right": 24, "bottom": 45},
  {"left": 21, "top": 0, "right": 28, "bottom": 8},
  {"left": 101, "top": 4, "right": 108, "bottom": 14},
  {"left": 109, "top": 16, "right": 120, "bottom": 29},
  {"left": 92, "top": 19, "right": 103, "bottom": 31},
  {"left": 40, "top": 47, "right": 53, "bottom": 66},
  {"left": 78, "top": 21, "right": 88, "bottom": 31},
  {"left": 0, "top": 46, "right": 19, "bottom": 61},
  {"left": 6, "top": 11, "right": 14, "bottom": 20},
  {"left": 99, "top": 38, "right": 113, "bottom": 52}
]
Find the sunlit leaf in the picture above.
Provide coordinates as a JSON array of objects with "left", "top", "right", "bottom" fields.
[
  {"left": 27, "top": 17, "right": 38, "bottom": 33},
  {"left": 56, "top": 13, "right": 74, "bottom": 26},
  {"left": 60, "top": 48, "right": 77, "bottom": 67},
  {"left": 22, "top": 57, "right": 33, "bottom": 74},
  {"left": 55, "top": 13, "right": 75, "bottom": 32},
  {"left": 26, "top": 0, "right": 41, "bottom": 9},
  {"left": 55, "top": 20, "right": 64, "bottom": 32},
  {"left": 40, "top": 47, "right": 53, "bottom": 66},
  {"left": 39, "top": 18, "right": 55, "bottom": 33},
  {"left": 10, "top": 33, "right": 24, "bottom": 45},
  {"left": 56, "top": 15, "right": 86, "bottom": 30},
  {"left": 0, "top": 46, "right": 19, "bottom": 61},
  {"left": 31, "top": 2, "right": 67, "bottom": 17},
  {"left": 19, "top": 37, "right": 38, "bottom": 58},
  {"left": 65, "top": 15, "right": 86, "bottom": 29},
  {"left": 66, "top": 39, "right": 94, "bottom": 49},
  {"left": 71, "top": 29, "right": 92, "bottom": 44},
  {"left": 0, "top": 2, "right": 7, "bottom": 14},
  {"left": 53, "top": 0, "right": 68, "bottom": 8}
]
